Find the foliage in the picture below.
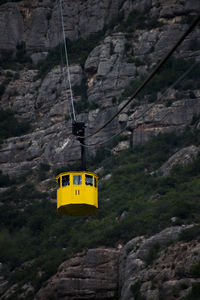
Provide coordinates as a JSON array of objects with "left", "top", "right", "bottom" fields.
[
  {"left": 0, "top": 79, "right": 10, "bottom": 100},
  {"left": 0, "top": 109, "right": 31, "bottom": 143},
  {"left": 182, "top": 283, "right": 200, "bottom": 300},
  {"left": 73, "top": 78, "right": 90, "bottom": 113},
  {"left": 145, "top": 242, "right": 161, "bottom": 265},
  {"left": 130, "top": 280, "right": 143, "bottom": 300},
  {"left": 1, "top": 130, "right": 200, "bottom": 295},
  {"left": 190, "top": 261, "right": 200, "bottom": 278},
  {"left": 118, "top": 57, "right": 199, "bottom": 103},
  {"left": 118, "top": 7, "right": 163, "bottom": 32},
  {"left": 0, "top": 0, "right": 22, "bottom": 5},
  {"left": 15, "top": 41, "right": 31, "bottom": 64},
  {"left": 38, "top": 163, "right": 51, "bottom": 181},
  {"left": 36, "top": 29, "right": 106, "bottom": 80},
  {"left": 0, "top": 42, "right": 32, "bottom": 70},
  {"left": 0, "top": 170, "right": 14, "bottom": 187},
  {"left": 179, "top": 225, "right": 200, "bottom": 242}
]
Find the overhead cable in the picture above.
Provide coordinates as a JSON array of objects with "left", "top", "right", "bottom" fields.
[
  {"left": 59, "top": 24, "right": 73, "bottom": 123},
  {"left": 59, "top": 0, "right": 76, "bottom": 121},
  {"left": 80, "top": 60, "right": 199, "bottom": 147},
  {"left": 81, "top": 14, "right": 200, "bottom": 140}
]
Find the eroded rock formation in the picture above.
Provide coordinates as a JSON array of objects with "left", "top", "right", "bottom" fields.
[
  {"left": 0, "top": 0, "right": 200, "bottom": 178},
  {"left": 33, "top": 226, "right": 200, "bottom": 300},
  {"left": 35, "top": 248, "right": 120, "bottom": 300}
]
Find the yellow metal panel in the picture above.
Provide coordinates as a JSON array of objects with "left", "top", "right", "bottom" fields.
[{"left": 56, "top": 171, "right": 98, "bottom": 216}]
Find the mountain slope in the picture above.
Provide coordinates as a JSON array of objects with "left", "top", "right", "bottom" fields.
[{"left": 0, "top": 0, "right": 200, "bottom": 299}]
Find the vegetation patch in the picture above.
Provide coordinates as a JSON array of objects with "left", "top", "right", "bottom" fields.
[
  {"left": 118, "top": 7, "right": 163, "bottom": 32},
  {"left": 0, "top": 0, "right": 22, "bottom": 5},
  {"left": 130, "top": 280, "right": 144, "bottom": 300},
  {"left": 190, "top": 260, "right": 200, "bottom": 278},
  {"left": 118, "top": 57, "right": 199, "bottom": 103},
  {"left": 0, "top": 170, "right": 14, "bottom": 187},
  {"left": 179, "top": 225, "right": 200, "bottom": 242},
  {"left": 182, "top": 282, "right": 200, "bottom": 300},
  {"left": 145, "top": 242, "right": 161, "bottom": 265},
  {"left": 0, "top": 109, "right": 31, "bottom": 143},
  {"left": 0, "top": 42, "right": 32, "bottom": 70},
  {"left": 1, "top": 130, "right": 200, "bottom": 295},
  {"left": 35, "top": 28, "right": 106, "bottom": 80}
]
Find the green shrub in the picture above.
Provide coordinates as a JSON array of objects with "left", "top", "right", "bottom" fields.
[
  {"left": 36, "top": 29, "right": 106, "bottom": 79},
  {"left": 190, "top": 261, "right": 200, "bottom": 278},
  {"left": 73, "top": 78, "right": 90, "bottom": 113},
  {"left": 0, "top": 0, "right": 22, "bottom": 4},
  {"left": 130, "top": 280, "right": 143, "bottom": 300},
  {"left": 179, "top": 226, "right": 200, "bottom": 242},
  {"left": 15, "top": 41, "right": 31, "bottom": 64},
  {"left": 118, "top": 7, "right": 163, "bottom": 32},
  {"left": 118, "top": 57, "right": 198, "bottom": 103},
  {"left": 0, "top": 109, "right": 31, "bottom": 142},
  {"left": 38, "top": 163, "right": 51, "bottom": 181},
  {"left": 3, "top": 129, "right": 200, "bottom": 294},
  {"left": 183, "top": 282, "right": 200, "bottom": 300},
  {"left": 0, "top": 170, "right": 14, "bottom": 187},
  {"left": 145, "top": 242, "right": 161, "bottom": 265},
  {"left": 0, "top": 49, "right": 14, "bottom": 68}
]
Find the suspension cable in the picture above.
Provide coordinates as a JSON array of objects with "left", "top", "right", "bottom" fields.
[
  {"left": 59, "top": 22, "right": 73, "bottom": 123},
  {"left": 78, "top": 60, "right": 199, "bottom": 147},
  {"left": 154, "top": 61, "right": 199, "bottom": 125},
  {"left": 81, "top": 14, "right": 200, "bottom": 140},
  {"left": 59, "top": 0, "right": 76, "bottom": 121}
]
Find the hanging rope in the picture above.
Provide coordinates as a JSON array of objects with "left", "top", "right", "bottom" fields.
[{"left": 59, "top": 0, "right": 76, "bottom": 122}]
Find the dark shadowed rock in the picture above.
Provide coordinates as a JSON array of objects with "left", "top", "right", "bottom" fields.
[{"left": 35, "top": 248, "right": 119, "bottom": 300}]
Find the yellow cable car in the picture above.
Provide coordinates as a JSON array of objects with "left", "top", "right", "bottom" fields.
[
  {"left": 56, "top": 171, "right": 98, "bottom": 216},
  {"left": 56, "top": 122, "right": 99, "bottom": 216}
]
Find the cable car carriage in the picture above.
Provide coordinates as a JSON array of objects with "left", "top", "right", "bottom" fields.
[
  {"left": 56, "top": 171, "right": 98, "bottom": 216},
  {"left": 56, "top": 122, "right": 98, "bottom": 216}
]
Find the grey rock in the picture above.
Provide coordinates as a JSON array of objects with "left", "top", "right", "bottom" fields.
[
  {"left": 25, "top": 7, "right": 51, "bottom": 53},
  {"left": 0, "top": 0, "right": 125, "bottom": 54},
  {"left": 0, "top": 278, "right": 8, "bottom": 296},
  {"left": 31, "top": 52, "right": 48, "bottom": 65},
  {"left": 158, "top": 145, "right": 200, "bottom": 176},
  {"left": 35, "top": 248, "right": 119, "bottom": 300},
  {"left": 0, "top": 3, "right": 24, "bottom": 52},
  {"left": 119, "top": 226, "right": 197, "bottom": 300},
  {"left": 129, "top": 99, "right": 200, "bottom": 145},
  {"left": 185, "top": 0, "right": 200, "bottom": 13},
  {"left": 86, "top": 33, "right": 136, "bottom": 107},
  {"left": 0, "top": 0, "right": 200, "bottom": 180}
]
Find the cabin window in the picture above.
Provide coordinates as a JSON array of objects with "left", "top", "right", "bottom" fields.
[
  {"left": 62, "top": 175, "right": 70, "bottom": 187},
  {"left": 85, "top": 174, "right": 93, "bottom": 186},
  {"left": 57, "top": 177, "right": 60, "bottom": 189},
  {"left": 94, "top": 178, "right": 97, "bottom": 188},
  {"left": 73, "top": 175, "right": 82, "bottom": 185}
]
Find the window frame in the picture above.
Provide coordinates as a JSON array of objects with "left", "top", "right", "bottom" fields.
[
  {"left": 73, "top": 175, "right": 82, "bottom": 185},
  {"left": 85, "top": 174, "right": 93, "bottom": 186},
  {"left": 62, "top": 175, "right": 70, "bottom": 187},
  {"left": 94, "top": 177, "right": 98, "bottom": 188}
]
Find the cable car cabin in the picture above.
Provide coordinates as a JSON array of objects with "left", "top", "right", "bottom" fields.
[{"left": 56, "top": 171, "right": 98, "bottom": 216}]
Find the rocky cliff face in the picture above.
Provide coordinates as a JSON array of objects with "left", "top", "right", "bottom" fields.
[
  {"left": 35, "top": 248, "right": 120, "bottom": 300},
  {"left": 0, "top": 0, "right": 124, "bottom": 53},
  {"left": 0, "top": 2, "right": 200, "bottom": 299},
  {"left": 0, "top": 0, "right": 200, "bottom": 178},
  {"left": 31, "top": 226, "right": 200, "bottom": 300}
]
